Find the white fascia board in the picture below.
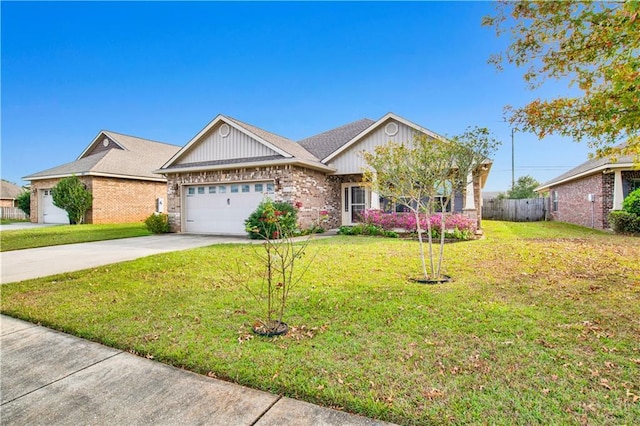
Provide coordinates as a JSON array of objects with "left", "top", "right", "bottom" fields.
[
  {"left": 534, "top": 162, "right": 635, "bottom": 192},
  {"left": 76, "top": 130, "right": 125, "bottom": 160},
  {"left": 25, "top": 172, "right": 166, "bottom": 183},
  {"left": 156, "top": 158, "right": 335, "bottom": 175},
  {"left": 161, "top": 115, "right": 292, "bottom": 170},
  {"left": 322, "top": 112, "right": 448, "bottom": 163}
]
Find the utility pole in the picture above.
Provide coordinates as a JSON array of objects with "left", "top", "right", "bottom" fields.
[{"left": 511, "top": 128, "right": 515, "bottom": 191}]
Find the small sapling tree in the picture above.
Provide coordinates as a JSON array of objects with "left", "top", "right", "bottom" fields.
[{"left": 241, "top": 198, "right": 315, "bottom": 335}]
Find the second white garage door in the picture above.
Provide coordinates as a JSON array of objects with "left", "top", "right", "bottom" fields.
[
  {"left": 184, "top": 182, "right": 274, "bottom": 234},
  {"left": 42, "top": 189, "right": 70, "bottom": 224}
]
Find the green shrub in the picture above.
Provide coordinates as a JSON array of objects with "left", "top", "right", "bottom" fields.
[
  {"left": 245, "top": 198, "right": 298, "bottom": 240},
  {"left": 608, "top": 210, "right": 640, "bottom": 235},
  {"left": 622, "top": 188, "right": 640, "bottom": 216},
  {"left": 338, "top": 224, "right": 398, "bottom": 238},
  {"left": 144, "top": 213, "right": 170, "bottom": 234},
  {"left": 52, "top": 175, "right": 92, "bottom": 224},
  {"left": 16, "top": 190, "right": 30, "bottom": 216}
]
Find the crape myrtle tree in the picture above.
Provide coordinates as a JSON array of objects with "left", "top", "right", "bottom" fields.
[
  {"left": 483, "top": 1, "right": 640, "bottom": 163},
  {"left": 52, "top": 175, "right": 92, "bottom": 224},
  {"left": 449, "top": 126, "right": 502, "bottom": 231},
  {"left": 362, "top": 127, "right": 500, "bottom": 281},
  {"left": 363, "top": 135, "right": 453, "bottom": 281}
]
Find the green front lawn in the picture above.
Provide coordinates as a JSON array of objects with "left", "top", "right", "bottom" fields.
[
  {"left": 2, "top": 221, "right": 639, "bottom": 424},
  {"left": 0, "top": 223, "right": 151, "bottom": 251}
]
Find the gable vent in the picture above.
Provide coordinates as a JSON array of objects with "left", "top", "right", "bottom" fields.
[{"left": 385, "top": 122, "right": 399, "bottom": 137}]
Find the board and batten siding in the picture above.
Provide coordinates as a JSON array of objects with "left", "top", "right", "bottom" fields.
[
  {"left": 177, "top": 123, "right": 279, "bottom": 165},
  {"left": 328, "top": 120, "right": 423, "bottom": 175}
]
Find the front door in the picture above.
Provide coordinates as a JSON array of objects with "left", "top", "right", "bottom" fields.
[{"left": 341, "top": 183, "right": 370, "bottom": 226}]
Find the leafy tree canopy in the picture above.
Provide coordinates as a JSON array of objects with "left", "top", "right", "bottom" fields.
[
  {"left": 16, "top": 190, "right": 31, "bottom": 216},
  {"left": 483, "top": 1, "right": 640, "bottom": 162},
  {"left": 506, "top": 175, "right": 541, "bottom": 199},
  {"left": 52, "top": 175, "right": 92, "bottom": 225}
]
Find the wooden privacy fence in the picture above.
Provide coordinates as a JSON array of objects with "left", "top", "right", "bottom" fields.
[
  {"left": 482, "top": 198, "right": 547, "bottom": 222},
  {"left": 0, "top": 207, "right": 29, "bottom": 221}
]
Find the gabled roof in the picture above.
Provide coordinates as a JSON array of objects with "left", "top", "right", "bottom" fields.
[
  {"left": 536, "top": 151, "right": 636, "bottom": 192},
  {"left": 321, "top": 112, "right": 447, "bottom": 163},
  {"left": 24, "top": 131, "right": 180, "bottom": 182},
  {"left": 1, "top": 180, "right": 24, "bottom": 200},
  {"left": 298, "top": 118, "right": 376, "bottom": 160},
  {"left": 160, "top": 114, "right": 330, "bottom": 172}
]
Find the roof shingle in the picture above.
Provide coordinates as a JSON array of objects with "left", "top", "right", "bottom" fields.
[
  {"left": 24, "top": 131, "right": 180, "bottom": 181},
  {"left": 298, "top": 118, "right": 376, "bottom": 160}
]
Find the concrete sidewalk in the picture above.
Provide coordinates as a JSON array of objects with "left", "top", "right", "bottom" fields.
[{"left": 1, "top": 315, "right": 393, "bottom": 425}]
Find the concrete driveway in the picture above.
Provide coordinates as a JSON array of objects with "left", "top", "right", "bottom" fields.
[
  {"left": 1, "top": 234, "right": 253, "bottom": 284},
  {"left": 0, "top": 222, "right": 60, "bottom": 231}
]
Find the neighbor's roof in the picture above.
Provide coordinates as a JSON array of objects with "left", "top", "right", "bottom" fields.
[
  {"left": 536, "top": 151, "right": 636, "bottom": 191},
  {"left": 24, "top": 131, "right": 180, "bottom": 182},
  {"left": 298, "top": 118, "right": 376, "bottom": 160},
  {"left": 1, "top": 180, "right": 24, "bottom": 200}
]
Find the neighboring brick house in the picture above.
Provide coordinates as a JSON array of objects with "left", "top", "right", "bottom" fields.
[
  {"left": 24, "top": 131, "right": 180, "bottom": 224},
  {"left": 535, "top": 152, "right": 639, "bottom": 229},
  {"left": 1, "top": 180, "right": 24, "bottom": 208},
  {"left": 157, "top": 113, "right": 492, "bottom": 235}
]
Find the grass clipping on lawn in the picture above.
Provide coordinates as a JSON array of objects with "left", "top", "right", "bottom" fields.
[{"left": 2, "top": 221, "right": 639, "bottom": 424}]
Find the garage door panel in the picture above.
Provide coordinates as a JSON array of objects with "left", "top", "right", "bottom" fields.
[
  {"left": 184, "top": 182, "right": 272, "bottom": 234},
  {"left": 42, "top": 190, "right": 70, "bottom": 224}
]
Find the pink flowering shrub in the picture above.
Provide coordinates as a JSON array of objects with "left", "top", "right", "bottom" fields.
[{"left": 360, "top": 209, "right": 476, "bottom": 240}]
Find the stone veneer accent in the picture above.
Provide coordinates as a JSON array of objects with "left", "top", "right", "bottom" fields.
[
  {"left": 29, "top": 176, "right": 167, "bottom": 224},
  {"left": 166, "top": 165, "right": 339, "bottom": 232}
]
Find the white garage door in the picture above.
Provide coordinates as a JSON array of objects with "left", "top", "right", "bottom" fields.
[
  {"left": 184, "top": 182, "right": 274, "bottom": 234},
  {"left": 42, "top": 189, "right": 69, "bottom": 224}
]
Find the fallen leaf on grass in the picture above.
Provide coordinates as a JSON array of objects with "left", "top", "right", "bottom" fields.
[
  {"left": 237, "top": 333, "right": 254, "bottom": 344},
  {"left": 600, "top": 379, "right": 612, "bottom": 390},
  {"left": 423, "top": 388, "right": 444, "bottom": 400}
]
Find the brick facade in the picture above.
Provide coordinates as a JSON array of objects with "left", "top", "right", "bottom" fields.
[
  {"left": 166, "top": 165, "right": 339, "bottom": 232},
  {"left": 548, "top": 170, "right": 640, "bottom": 230},
  {"left": 166, "top": 168, "right": 485, "bottom": 233},
  {"left": 549, "top": 174, "right": 604, "bottom": 229},
  {"left": 30, "top": 176, "right": 166, "bottom": 224}
]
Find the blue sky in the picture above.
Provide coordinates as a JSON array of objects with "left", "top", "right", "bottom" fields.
[{"left": 2, "top": 1, "right": 591, "bottom": 192}]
